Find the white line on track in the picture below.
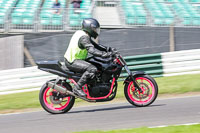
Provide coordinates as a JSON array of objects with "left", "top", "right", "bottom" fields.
[
  {"left": 157, "top": 94, "right": 200, "bottom": 100},
  {"left": 0, "top": 110, "right": 42, "bottom": 116},
  {"left": 149, "top": 123, "right": 200, "bottom": 128}
]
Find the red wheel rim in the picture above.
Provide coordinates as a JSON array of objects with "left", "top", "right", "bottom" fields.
[
  {"left": 127, "top": 77, "right": 155, "bottom": 105},
  {"left": 43, "top": 87, "right": 71, "bottom": 111}
]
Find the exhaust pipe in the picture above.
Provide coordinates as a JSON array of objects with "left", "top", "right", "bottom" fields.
[
  {"left": 47, "top": 82, "right": 96, "bottom": 103},
  {"left": 48, "top": 82, "right": 67, "bottom": 94}
]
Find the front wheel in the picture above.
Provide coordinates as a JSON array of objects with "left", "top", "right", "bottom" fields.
[
  {"left": 39, "top": 80, "right": 75, "bottom": 114},
  {"left": 124, "top": 74, "right": 158, "bottom": 107}
]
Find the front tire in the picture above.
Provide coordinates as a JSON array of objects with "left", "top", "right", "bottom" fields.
[
  {"left": 39, "top": 80, "right": 75, "bottom": 114},
  {"left": 124, "top": 74, "right": 158, "bottom": 107}
]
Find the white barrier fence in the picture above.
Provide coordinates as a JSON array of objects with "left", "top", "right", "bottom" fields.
[
  {"left": 0, "top": 49, "right": 200, "bottom": 95},
  {"left": 161, "top": 49, "right": 200, "bottom": 76},
  {"left": 0, "top": 66, "right": 56, "bottom": 95}
]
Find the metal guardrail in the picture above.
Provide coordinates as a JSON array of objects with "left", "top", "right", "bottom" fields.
[{"left": 1, "top": 49, "right": 200, "bottom": 95}]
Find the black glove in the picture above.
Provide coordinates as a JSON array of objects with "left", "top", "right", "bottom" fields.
[
  {"left": 107, "top": 47, "right": 112, "bottom": 52},
  {"left": 107, "top": 47, "right": 117, "bottom": 52},
  {"left": 111, "top": 48, "right": 117, "bottom": 53},
  {"left": 102, "top": 52, "right": 112, "bottom": 58}
]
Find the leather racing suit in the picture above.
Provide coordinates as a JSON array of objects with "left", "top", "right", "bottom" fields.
[{"left": 64, "top": 30, "right": 111, "bottom": 96}]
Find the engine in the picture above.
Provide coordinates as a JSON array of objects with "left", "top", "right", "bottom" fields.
[
  {"left": 88, "top": 83, "right": 111, "bottom": 97},
  {"left": 87, "top": 70, "right": 113, "bottom": 97}
]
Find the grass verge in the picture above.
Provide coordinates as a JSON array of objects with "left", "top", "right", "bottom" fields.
[
  {"left": 0, "top": 74, "right": 200, "bottom": 113},
  {"left": 74, "top": 124, "right": 200, "bottom": 133}
]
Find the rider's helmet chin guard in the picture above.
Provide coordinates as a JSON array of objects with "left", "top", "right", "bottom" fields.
[{"left": 82, "top": 18, "right": 100, "bottom": 39}]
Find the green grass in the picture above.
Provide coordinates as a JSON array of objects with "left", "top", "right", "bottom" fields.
[
  {"left": 0, "top": 74, "right": 200, "bottom": 112},
  {"left": 74, "top": 124, "right": 200, "bottom": 133},
  {"left": 117, "top": 73, "right": 200, "bottom": 97},
  {"left": 155, "top": 74, "right": 200, "bottom": 94},
  {"left": 0, "top": 91, "right": 41, "bottom": 111}
]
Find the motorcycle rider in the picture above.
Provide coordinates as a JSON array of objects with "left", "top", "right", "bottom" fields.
[{"left": 64, "top": 18, "right": 112, "bottom": 97}]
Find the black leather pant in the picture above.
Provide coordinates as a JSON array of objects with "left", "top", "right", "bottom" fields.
[{"left": 65, "top": 59, "right": 97, "bottom": 87}]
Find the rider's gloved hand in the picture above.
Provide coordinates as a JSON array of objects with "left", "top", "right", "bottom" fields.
[
  {"left": 107, "top": 47, "right": 117, "bottom": 52},
  {"left": 111, "top": 48, "right": 117, "bottom": 53},
  {"left": 107, "top": 47, "right": 112, "bottom": 52},
  {"left": 102, "top": 51, "right": 112, "bottom": 58},
  {"left": 107, "top": 47, "right": 117, "bottom": 53}
]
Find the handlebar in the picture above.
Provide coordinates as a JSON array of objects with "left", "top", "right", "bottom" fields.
[
  {"left": 109, "top": 48, "right": 120, "bottom": 58},
  {"left": 109, "top": 48, "right": 127, "bottom": 66}
]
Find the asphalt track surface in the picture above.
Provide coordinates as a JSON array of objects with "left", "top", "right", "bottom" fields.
[{"left": 0, "top": 96, "right": 200, "bottom": 133}]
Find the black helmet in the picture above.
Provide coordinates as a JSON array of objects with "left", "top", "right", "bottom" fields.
[{"left": 82, "top": 18, "right": 100, "bottom": 39}]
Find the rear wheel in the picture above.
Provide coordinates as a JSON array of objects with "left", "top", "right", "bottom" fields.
[
  {"left": 39, "top": 80, "right": 75, "bottom": 114},
  {"left": 124, "top": 75, "right": 158, "bottom": 107}
]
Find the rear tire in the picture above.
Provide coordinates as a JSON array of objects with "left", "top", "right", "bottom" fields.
[
  {"left": 39, "top": 80, "right": 75, "bottom": 114},
  {"left": 124, "top": 74, "right": 158, "bottom": 107}
]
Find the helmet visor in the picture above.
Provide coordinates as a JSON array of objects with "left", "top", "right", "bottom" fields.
[{"left": 95, "top": 27, "right": 100, "bottom": 35}]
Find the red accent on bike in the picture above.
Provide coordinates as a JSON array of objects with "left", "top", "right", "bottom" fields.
[
  {"left": 116, "top": 58, "right": 122, "bottom": 66},
  {"left": 84, "top": 77, "right": 116, "bottom": 100},
  {"left": 69, "top": 77, "right": 116, "bottom": 100},
  {"left": 69, "top": 79, "right": 77, "bottom": 85},
  {"left": 127, "top": 77, "right": 155, "bottom": 104},
  {"left": 43, "top": 87, "right": 71, "bottom": 111}
]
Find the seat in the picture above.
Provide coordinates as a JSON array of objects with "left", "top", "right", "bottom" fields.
[
  {"left": 23, "top": 18, "right": 33, "bottom": 24},
  {"left": 137, "top": 17, "right": 146, "bottom": 24},
  {"left": 12, "top": 17, "right": 22, "bottom": 24},
  {"left": 165, "top": 18, "right": 174, "bottom": 25},
  {"left": 41, "top": 18, "right": 51, "bottom": 25},
  {"left": 183, "top": 18, "right": 192, "bottom": 25},
  {"left": 11, "top": 0, "right": 40, "bottom": 25},
  {"left": 192, "top": 19, "right": 200, "bottom": 25},
  {"left": 154, "top": 18, "right": 163, "bottom": 25},
  {"left": 0, "top": 17, "right": 4, "bottom": 24},
  {"left": 36, "top": 60, "right": 78, "bottom": 77},
  {"left": 81, "top": 13, "right": 91, "bottom": 19},
  {"left": 69, "top": 13, "right": 80, "bottom": 19},
  {"left": 52, "top": 18, "right": 62, "bottom": 25},
  {"left": 125, "top": 10, "right": 135, "bottom": 17},
  {"left": 70, "top": 20, "right": 81, "bottom": 26},
  {"left": 40, "top": 0, "right": 66, "bottom": 26},
  {"left": 126, "top": 18, "right": 135, "bottom": 24}
]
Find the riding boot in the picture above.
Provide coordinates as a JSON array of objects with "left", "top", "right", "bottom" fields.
[
  {"left": 72, "top": 84, "right": 86, "bottom": 97},
  {"left": 72, "top": 72, "right": 88, "bottom": 97}
]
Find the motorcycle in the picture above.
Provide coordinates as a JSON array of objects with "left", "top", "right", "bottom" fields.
[{"left": 36, "top": 49, "right": 158, "bottom": 114}]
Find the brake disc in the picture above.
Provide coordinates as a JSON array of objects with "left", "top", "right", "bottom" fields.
[
  {"left": 132, "top": 83, "right": 150, "bottom": 99},
  {"left": 49, "top": 91, "right": 63, "bottom": 104}
]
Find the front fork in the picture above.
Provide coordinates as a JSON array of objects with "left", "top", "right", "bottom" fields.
[{"left": 124, "top": 65, "right": 144, "bottom": 93}]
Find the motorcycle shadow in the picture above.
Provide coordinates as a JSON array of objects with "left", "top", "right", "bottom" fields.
[{"left": 68, "top": 104, "right": 165, "bottom": 114}]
